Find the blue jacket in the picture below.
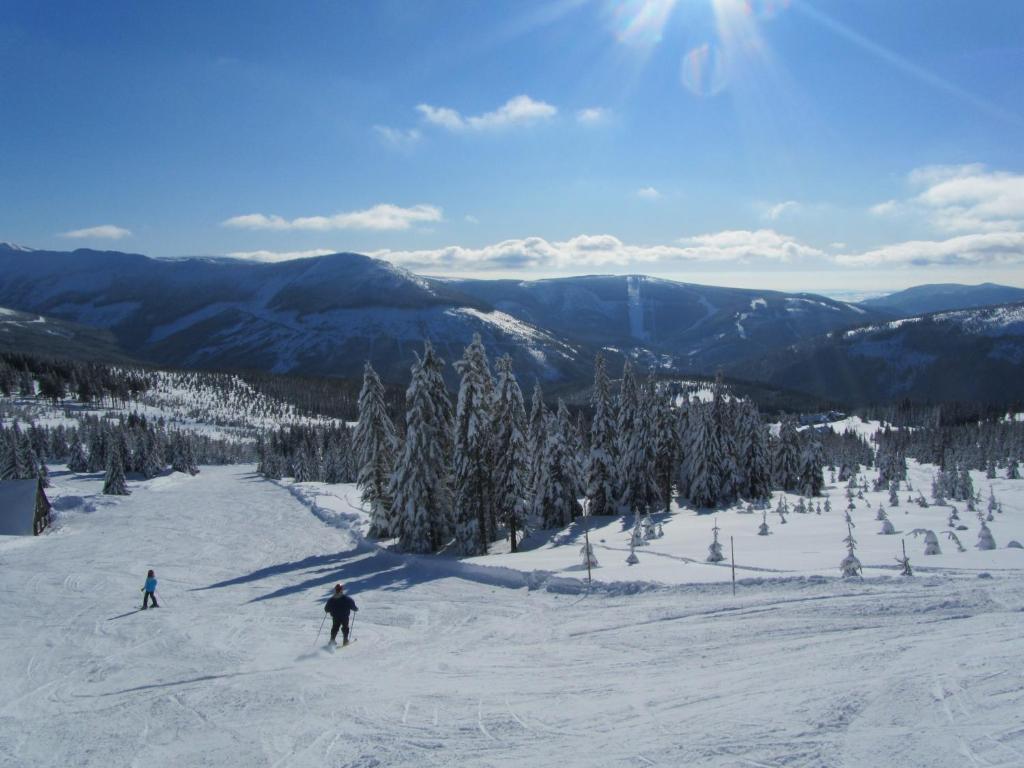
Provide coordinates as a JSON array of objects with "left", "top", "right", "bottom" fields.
[
  {"left": 325, "top": 594, "right": 357, "bottom": 620},
  {"left": 144, "top": 577, "right": 157, "bottom": 593}
]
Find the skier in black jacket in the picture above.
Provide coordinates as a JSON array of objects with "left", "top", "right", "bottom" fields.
[{"left": 324, "top": 583, "right": 358, "bottom": 646}]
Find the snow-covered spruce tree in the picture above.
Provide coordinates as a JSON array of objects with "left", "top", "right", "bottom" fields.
[
  {"left": 619, "top": 377, "right": 660, "bottom": 516},
  {"left": 889, "top": 481, "right": 900, "bottom": 507},
  {"left": 736, "top": 401, "right": 772, "bottom": 501},
  {"left": 102, "top": 431, "right": 130, "bottom": 496},
  {"left": 526, "top": 382, "right": 547, "bottom": 512},
  {"left": 910, "top": 528, "right": 942, "bottom": 555},
  {"left": 559, "top": 399, "right": 586, "bottom": 498},
  {"left": 976, "top": 521, "right": 996, "bottom": 550},
  {"left": 353, "top": 362, "right": 399, "bottom": 538},
  {"left": 878, "top": 508, "right": 895, "bottom": 535},
  {"left": 1007, "top": 458, "right": 1020, "bottom": 479},
  {"left": 840, "top": 522, "right": 862, "bottom": 578},
  {"left": 492, "top": 354, "right": 529, "bottom": 552},
  {"left": 687, "top": 407, "right": 722, "bottom": 510},
  {"left": 774, "top": 417, "right": 801, "bottom": 491},
  {"left": 798, "top": 436, "right": 825, "bottom": 497},
  {"left": 390, "top": 343, "right": 453, "bottom": 553},
  {"left": 706, "top": 519, "right": 725, "bottom": 563},
  {"left": 586, "top": 353, "right": 619, "bottom": 517},
  {"left": 758, "top": 509, "right": 770, "bottom": 536},
  {"left": 66, "top": 433, "right": 88, "bottom": 473},
  {"left": 626, "top": 538, "right": 639, "bottom": 565},
  {"left": 533, "top": 407, "right": 583, "bottom": 530},
  {"left": 580, "top": 538, "right": 599, "bottom": 568},
  {"left": 86, "top": 426, "right": 106, "bottom": 473},
  {"left": 453, "top": 335, "right": 495, "bottom": 556},
  {"left": 712, "top": 380, "right": 740, "bottom": 503},
  {"left": 652, "top": 386, "right": 678, "bottom": 513}
]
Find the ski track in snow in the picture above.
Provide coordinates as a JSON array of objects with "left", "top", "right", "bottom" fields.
[{"left": 2, "top": 465, "right": 1024, "bottom": 767}]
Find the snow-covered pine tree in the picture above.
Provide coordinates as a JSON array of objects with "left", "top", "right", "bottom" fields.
[
  {"left": 798, "top": 436, "right": 825, "bottom": 497},
  {"left": 492, "top": 354, "right": 529, "bottom": 552},
  {"left": 758, "top": 509, "right": 770, "bottom": 536},
  {"left": 652, "top": 386, "right": 678, "bottom": 513},
  {"left": 840, "top": 522, "right": 862, "bottom": 578},
  {"left": 527, "top": 382, "right": 547, "bottom": 513},
  {"left": 736, "top": 401, "right": 772, "bottom": 501},
  {"left": 390, "top": 343, "right": 453, "bottom": 553},
  {"left": 533, "top": 407, "right": 582, "bottom": 530},
  {"left": 453, "top": 335, "right": 495, "bottom": 555},
  {"left": 86, "top": 426, "right": 106, "bottom": 473},
  {"left": 706, "top": 519, "right": 725, "bottom": 562},
  {"left": 976, "top": 520, "right": 996, "bottom": 550},
  {"left": 102, "top": 430, "right": 130, "bottom": 496},
  {"left": 619, "top": 377, "right": 660, "bottom": 516},
  {"left": 774, "top": 418, "right": 801, "bottom": 491},
  {"left": 686, "top": 407, "right": 721, "bottom": 510},
  {"left": 354, "top": 362, "right": 399, "bottom": 538},
  {"left": 585, "top": 353, "right": 619, "bottom": 517},
  {"left": 66, "top": 432, "right": 88, "bottom": 473},
  {"left": 712, "top": 380, "right": 740, "bottom": 503}
]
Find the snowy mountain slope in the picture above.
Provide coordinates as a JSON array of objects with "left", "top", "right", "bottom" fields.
[
  {"left": 0, "top": 246, "right": 586, "bottom": 385},
  {"left": 0, "top": 305, "right": 130, "bottom": 362},
  {"left": 0, "top": 244, "right": 881, "bottom": 385},
  {"left": 861, "top": 282, "right": 1024, "bottom": 317},
  {"left": 3, "top": 464, "right": 1024, "bottom": 767},
  {"left": 730, "top": 301, "right": 1024, "bottom": 405},
  {"left": 444, "top": 273, "right": 879, "bottom": 372}
]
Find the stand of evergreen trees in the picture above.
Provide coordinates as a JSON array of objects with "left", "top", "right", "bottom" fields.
[{"left": 340, "top": 338, "right": 828, "bottom": 557}]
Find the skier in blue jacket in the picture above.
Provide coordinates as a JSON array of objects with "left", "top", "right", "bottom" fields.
[
  {"left": 324, "top": 583, "right": 357, "bottom": 646},
  {"left": 141, "top": 569, "right": 159, "bottom": 609}
]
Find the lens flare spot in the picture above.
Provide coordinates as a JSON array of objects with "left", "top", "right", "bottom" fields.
[
  {"left": 680, "top": 43, "right": 730, "bottom": 97},
  {"left": 608, "top": 0, "right": 678, "bottom": 47}
]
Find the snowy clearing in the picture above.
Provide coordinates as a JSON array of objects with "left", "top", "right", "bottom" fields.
[{"left": 2, "top": 465, "right": 1024, "bottom": 767}]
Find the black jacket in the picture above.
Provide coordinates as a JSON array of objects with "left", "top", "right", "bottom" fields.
[{"left": 325, "top": 594, "right": 357, "bottom": 621}]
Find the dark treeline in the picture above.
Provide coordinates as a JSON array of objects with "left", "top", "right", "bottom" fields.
[
  {"left": 857, "top": 399, "right": 1024, "bottom": 429},
  {"left": 876, "top": 420, "right": 1023, "bottom": 480},
  {"left": 1, "top": 412, "right": 255, "bottom": 494},
  {"left": 256, "top": 424, "right": 357, "bottom": 484}
]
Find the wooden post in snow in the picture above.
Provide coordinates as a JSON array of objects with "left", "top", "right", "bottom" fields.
[{"left": 730, "top": 536, "right": 736, "bottom": 597}]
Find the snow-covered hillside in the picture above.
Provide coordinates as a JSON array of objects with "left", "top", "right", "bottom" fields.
[
  {"left": 2, "top": 369, "right": 337, "bottom": 442},
  {"left": 4, "top": 461, "right": 1023, "bottom": 767}
]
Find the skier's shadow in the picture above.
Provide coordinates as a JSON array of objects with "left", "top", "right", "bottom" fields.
[{"left": 107, "top": 609, "right": 143, "bottom": 621}]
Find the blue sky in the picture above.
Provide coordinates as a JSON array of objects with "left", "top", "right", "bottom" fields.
[{"left": 2, "top": 0, "right": 1023, "bottom": 293}]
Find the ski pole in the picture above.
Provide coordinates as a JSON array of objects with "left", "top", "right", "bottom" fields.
[
  {"left": 314, "top": 614, "right": 327, "bottom": 646},
  {"left": 349, "top": 613, "right": 356, "bottom": 642}
]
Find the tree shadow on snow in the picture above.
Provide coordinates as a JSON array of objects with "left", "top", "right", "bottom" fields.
[{"left": 194, "top": 542, "right": 533, "bottom": 604}]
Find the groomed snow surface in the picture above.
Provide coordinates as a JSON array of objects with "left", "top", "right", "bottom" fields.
[{"left": 3, "top": 465, "right": 1024, "bottom": 767}]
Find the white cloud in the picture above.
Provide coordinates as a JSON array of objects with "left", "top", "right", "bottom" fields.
[
  {"left": 464, "top": 214, "right": 479, "bottom": 224},
  {"left": 868, "top": 199, "right": 902, "bottom": 217},
  {"left": 764, "top": 200, "right": 801, "bottom": 220},
  {"left": 370, "top": 229, "right": 822, "bottom": 271},
  {"left": 868, "top": 164, "right": 1024, "bottom": 232},
  {"left": 911, "top": 164, "right": 1024, "bottom": 232},
  {"left": 60, "top": 224, "right": 132, "bottom": 240},
  {"left": 226, "top": 249, "right": 337, "bottom": 263},
  {"left": 636, "top": 186, "right": 661, "bottom": 200},
  {"left": 576, "top": 107, "right": 609, "bottom": 124},
  {"left": 374, "top": 125, "right": 421, "bottom": 148},
  {"left": 836, "top": 232, "right": 1024, "bottom": 267},
  {"left": 416, "top": 95, "right": 556, "bottom": 131},
  {"left": 222, "top": 203, "right": 443, "bottom": 232}
]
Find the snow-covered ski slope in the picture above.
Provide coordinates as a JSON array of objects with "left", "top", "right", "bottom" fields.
[{"left": 3, "top": 466, "right": 1024, "bottom": 767}]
